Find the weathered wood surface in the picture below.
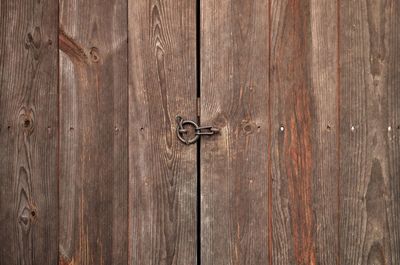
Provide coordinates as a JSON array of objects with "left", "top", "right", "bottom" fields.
[
  {"left": 339, "top": 0, "right": 400, "bottom": 264},
  {"left": 59, "top": 0, "right": 128, "bottom": 264},
  {"left": 1, "top": 1, "right": 400, "bottom": 264},
  {"left": 200, "top": 0, "right": 271, "bottom": 264},
  {"left": 270, "top": 0, "right": 339, "bottom": 264},
  {"left": 0, "top": 0, "right": 59, "bottom": 264},
  {"left": 128, "top": 0, "right": 197, "bottom": 264}
]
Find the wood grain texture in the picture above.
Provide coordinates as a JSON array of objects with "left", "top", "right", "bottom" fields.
[
  {"left": 339, "top": 0, "right": 400, "bottom": 264},
  {"left": 270, "top": 0, "right": 338, "bottom": 264},
  {"left": 1, "top": 1, "right": 400, "bottom": 265},
  {"left": 308, "top": 0, "right": 340, "bottom": 263},
  {"left": 59, "top": 0, "right": 128, "bottom": 264},
  {"left": 200, "top": 0, "right": 271, "bottom": 264},
  {"left": 0, "top": 0, "right": 59, "bottom": 264},
  {"left": 128, "top": 0, "right": 197, "bottom": 264}
]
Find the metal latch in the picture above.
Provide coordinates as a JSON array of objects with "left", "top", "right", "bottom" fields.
[{"left": 176, "top": 115, "right": 219, "bottom": 145}]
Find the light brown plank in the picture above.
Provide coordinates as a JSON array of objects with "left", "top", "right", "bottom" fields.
[
  {"left": 58, "top": 0, "right": 128, "bottom": 264},
  {"left": 386, "top": 2, "right": 400, "bottom": 263},
  {"left": 128, "top": 0, "right": 197, "bottom": 264},
  {"left": 270, "top": 0, "right": 339, "bottom": 264},
  {"left": 200, "top": 0, "right": 271, "bottom": 264},
  {"left": 309, "top": 0, "right": 340, "bottom": 263},
  {"left": 339, "top": 0, "right": 400, "bottom": 264},
  {"left": 0, "top": 0, "right": 59, "bottom": 264}
]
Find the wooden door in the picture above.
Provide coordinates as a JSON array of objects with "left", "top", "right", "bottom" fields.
[
  {"left": 200, "top": 0, "right": 400, "bottom": 264},
  {"left": 1, "top": 0, "right": 400, "bottom": 265}
]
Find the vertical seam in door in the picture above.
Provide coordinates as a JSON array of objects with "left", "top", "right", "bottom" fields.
[
  {"left": 127, "top": 0, "right": 131, "bottom": 263},
  {"left": 196, "top": 0, "right": 201, "bottom": 264},
  {"left": 196, "top": 0, "right": 201, "bottom": 99},
  {"left": 57, "top": 0, "right": 61, "bottom": 263},
  {"left": 336, "top": 0, "right": 341, "bottom": 264},
  {"left": 196, "top": 140, "right": 201, "bottom": 265},
  {"left": 267, "top": 0, "right": 273, "bottom": 264}
]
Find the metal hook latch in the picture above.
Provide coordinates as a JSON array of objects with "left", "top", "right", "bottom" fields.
[{"left": 176, "top": 115, "right": 219, "bottom": 145}]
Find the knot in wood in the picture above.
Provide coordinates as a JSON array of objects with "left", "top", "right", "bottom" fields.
[
  {"left": 19, "top": 108, "right": 35, "bottom": 133},
  {"left": 20, "top": 115, "right": 34, "bottom": 132},
  {"left": 25, "top": 27, "right": 42, "bottom": 60},
  {"left": 241, "top": 120, "right": 256, "bottom": 135},
  {"left": 89, "top": 47, "right": 100, "bottom": 63}
]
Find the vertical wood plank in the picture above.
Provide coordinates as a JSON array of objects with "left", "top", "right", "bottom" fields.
[
  {"left": 201, "top": 0, "right": 271, "bottom": 264},
  {"left": 270, "top": 0, "right": 339, "bottom": 264},
  {"left": 59, "top": 0, "right": 128, "bottom": 264},
  {"left": 128, "top": 0, "right": 197, "bottom": 264},
  {"left": 339, "top": 0, "right": 400, "bottom": 264},
  {"left": 309, "top": 0, "right": 340, "bottom": 263},
  {"left": 386, "top": 2, "right": 400, "bottom": 263},
  {"left": 0, "top": 0, "right": 59, "bottom": 264}
]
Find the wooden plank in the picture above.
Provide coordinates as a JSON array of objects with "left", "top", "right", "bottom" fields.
[
  {"left": 386, "top": 2, "right": 400, "bottom": 263},
  {"left": 128, "top": 0, "right": 197, "bottom": 264},
  {"left": 270, "top": 0, "right": 339, "bottom": 264},
  {"left": 0, "top": 0, "right": 59, "bottom": 264},
  {"left": 308, "top": 1, "right": 340, "bottom": 263},
  {"left": 339, "top": 0, "right": 400, "bottom": 264},
  {"left": 200, "top": 0, "right": 271, "bottom": 264},
  {"left": 58, "top": 0, "right": 128, "bottom": 264}
]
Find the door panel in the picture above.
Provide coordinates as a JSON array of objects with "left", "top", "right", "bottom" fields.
[
  {"left": 339, "top": 1, "right": 400, "bottom": 264},
  {"left": 270, "top": 0, "right": 339, "bottom": 264},
  {"left": 128, "top": 0, "right": 197, "bottom": 264},
  {"left": 0, "top": 1, "right": 59, "bottom": 264},
  {"left": 200, "top": 0, "right": 271, "bottom": 264},
  {"left": 59, "top": 0, "right": 128, "bottom": 264}
]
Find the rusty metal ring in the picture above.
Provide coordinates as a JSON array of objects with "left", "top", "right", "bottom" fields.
[{"left": 176, "top": 119, "right": 200, "bottom": 145}]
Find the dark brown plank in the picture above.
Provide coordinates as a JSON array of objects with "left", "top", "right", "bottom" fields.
[
  {"left": 58, "top": 0, "right": 128, "bottom": 264},
  {"left": 128, "top": 0, "right": 197, "bottom": 264},
  {"left": 339, "top": 0, "right": 400, "bottom": 264},
  {"left": 270, "top": 0, "right": 339, "bottom": 264},
  {"left": 200, "top": 0, "right": 271, "bottom": 264},
  {"left": 0, "top": 0, "right": 59, "bottom": 264}
]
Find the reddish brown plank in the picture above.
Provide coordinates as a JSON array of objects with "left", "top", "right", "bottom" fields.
[
  {"left": 270, "top": 0, "right": 339, "bottom": 264},
  {"left": 128, "top": 0, "right": 197, "bottom": 264},
  {"left": 59, "top": 0, "right": 128, "bottom": 264},
  {"left": 0, "top": 0, "right": 59, "bottom": 264}
]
